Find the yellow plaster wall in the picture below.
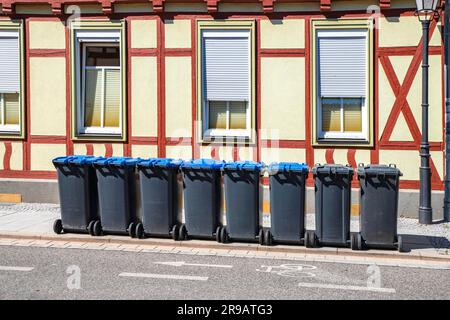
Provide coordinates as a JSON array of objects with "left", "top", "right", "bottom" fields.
[
  {"left": 131, "top": 56, "right": 158, "bottom": 137},
  {"left": 30, "top": 57, "right": 66, "bottom": 136},
  {"left": 10, "top": 143, "right": 23, "bottom": 171},
  {"left": 379, "top": 16, "right": 422, "bottom": 47},
  {"left": 29, "top": 21, "right": 66, "bottom": 50},
  {"left": 73, "top": 144, "right": 88, "bottom": 155},
  {"left": 199, "top": 146, "right": 234, "bottom": 161},
  {"left": 260, "top": 57, "right": 305, "bottom": 140},
  {"left": 274, "top": 3, "right": 320, "bottom": 12},
  {"left": 15, "top": 4, "right": 52, "bottom": 14},
  {"left": 0, "top": 143, "right": 23, "bottom": 170},
  {"left": 354, "top": 149, "right": 371, "bottom": 166},
  {"left": 131, "top": 145, "right": 158, "bottom": 158},
  {"left": 332, "top": 0, "right": 380, "bottom": 11},
  {"left": 238, "top": 146, "right": 256, "bottom": 161},
  {"left": 165, "top": 57, "right": 192, "bottom": 138},
  {"left": 218, "top": 3, "right": 262, "bottom": 12},
  {"left": 114, "top": 3, "right": 153, "bottom": 13},
  {"left": 30, "top": 144, "right": 66, "bottom": 171},
  {"left": 406, "top": 55, "right": 443, "bottom": 142},
  {"left": 390, "top": 113, "right": 415, "bottom": 141},
  {"left": 166, "top": 146, "right": 192, "bottom": 160},
  {"left": 431, "top": 151, "right": 444, "bottom": 180},
  {"left": 378, "top": 61, "right": 396, "bottom": 140},
  {"left": 64, "top": 5, "right": 102, "bottom": 14},
  {"left": 165, "top": 3, "right": 207, "bottom": 12},
  {"left": 314, "top": 149, "right": 327, "bottom": 164},
  {"left": 379, "top": 150, "right": 420, "bottom": 180},
  {"left": 261, "top": 147, "right": 306, "bottom": 164},
  {"left": 112, "top": 144, "right": 124, "bottom": 157},
  {"left": 164, "top": 19, "right": 191, "bottom": 49},
  {"left": 131, "top": 20, "right": 157, "bottom": 49},
  {"left": 260, "top": 19, "right": 305, "bottom": 49}
]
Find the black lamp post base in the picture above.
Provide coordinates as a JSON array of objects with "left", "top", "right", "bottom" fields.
[{"left": 419, "top": 207, "right": 433, "bottom": 224}]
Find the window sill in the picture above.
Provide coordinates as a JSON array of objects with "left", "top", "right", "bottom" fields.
[
  {"left": 313, "top": 138, "right": 372, "bottom": 148},
  {"left": 73, "top": 131, "right": 125, "bottom": 142}
]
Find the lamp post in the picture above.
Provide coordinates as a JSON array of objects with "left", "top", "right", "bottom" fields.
[{"left": 415, "top": 0, "right": 439, "bottom": 224}]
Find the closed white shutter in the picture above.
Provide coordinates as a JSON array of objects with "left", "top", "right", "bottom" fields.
[
  {"left": 0, "top": 30, "right": 20, "bottom": 93},
  {"left": 317, "top": 29, "right": 367, "bottom": 97},
  {"left": 202, "top": 30, "right": 250, "bottom": 101}
]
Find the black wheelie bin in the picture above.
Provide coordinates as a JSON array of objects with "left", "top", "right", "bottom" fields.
[
  {"left": 180, "top": 159, "right": 224, "bottom": 242},
  {"left": 221, "top": 161, "right": 264, "bottom": 244},
  {"left": 352, "top": 164, "right": 405, "bottom": 252},
  {"left": 265, "top": 162, "right": 309, "bottom": 246},
  {"left": 135, "top": 158, "right": 182, "bottom": 240},
  {"left": 93, "top": 157, "right": 139, "bottom": 237},
  {"left": 52, "top": 155, "right": 101, "bottom": 236},
  {"left": 306, "top": 164, "right": 354, "bottom": 248}
]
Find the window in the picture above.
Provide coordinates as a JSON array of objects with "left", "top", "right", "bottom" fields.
[
  {"left": 71, "top": 22, "right": 126, "bottom": 139},
  {"left": 0, "top": 26, "right": 23, "bottom": 136},
  {"left": 312, "top": 20, "right": 373, "bottom": 145},
  {"left": 198, "top": 21, "right": 255, "bottom": 141}
]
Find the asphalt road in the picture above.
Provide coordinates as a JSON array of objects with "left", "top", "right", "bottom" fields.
[{"left": 0, "top": 245, "right": 449, "bottom": 300}]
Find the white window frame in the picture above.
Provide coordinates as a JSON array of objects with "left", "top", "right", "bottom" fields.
[
  {"left": 0, "top": 28, "right": 21, "bottom": 135},
  {"left": 316, "top": 28, "right": 370, "bottom": 142},
  {"left": 201, "top": 30, "right": 252, "bottom": 139},
  {"left": 74, "top": 30, "right": 122, "bottom": 136}
]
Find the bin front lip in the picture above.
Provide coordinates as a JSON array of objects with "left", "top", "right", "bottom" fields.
[
  {"left": 53, "top": 155, "right": 101, "bottom": 166},
  {"left": 221, "top": 161, "right": 264, "bottom": 172},
  {"left": 137, "top": 158, "right": 181, "bottom": 169},
  {"left": 267, "top": 162, "right": 309, "bottom": 175},
  {"left": 93, "top": 157, "right": 139, "bottom": 168}
]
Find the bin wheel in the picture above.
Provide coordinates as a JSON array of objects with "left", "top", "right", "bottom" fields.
[
  {"left": 216, "top": 226, "right": 222, "bottom": 243},
  {"left": 87, "top": 221, "right": 95, "bottom": 236},
  {"left": 171, "top": 224, "right": 179, "bottom": 241},
  {"left": 53, "top": 219, "right": 63, "bottom": 235},
  {"left": 351, "top": 233, "right": 363, "bottom": 250},
  {"left": 220, "top": 227, "right": 229, "bottom": 244},
  {"left": 179, "top": 224, "right": 188, "bottom": 241},
  {"left": 258, "top": 228, "right": 264, "bottom": 245},
  {"left": 397, "top": 235, "right": 406, "bottom": 253},
  {"left": 305, "top": 230, "right": 317, "bottom": 248},
  {"left": 128, "top": 222, "right": 137, "bottom": 238},
  {"left": 135, "top": 223, "right": 145, "bottom": 239},
  {"left": 93, "top": 220, "right": 103, "bottom": 236},
  {"left": 264, "top": 229, "right": 273, "bottom": 246}
]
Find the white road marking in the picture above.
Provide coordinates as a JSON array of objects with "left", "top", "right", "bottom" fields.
[
  {"left": 155, "top": 261, "right": 233, "bottom": 268},
  {"left": 298, "top": 282, "right": 396, "bottom": 293},
  {"left": 0, "top": 266, "right": 34, "bottom": 272},
  {"left": 119, "top": 272, "right": 208, "bottom": 281}
]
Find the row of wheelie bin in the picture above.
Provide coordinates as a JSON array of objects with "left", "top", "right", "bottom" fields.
[{"left": 52, "top": 156, "right": 404, "bottom": 252}]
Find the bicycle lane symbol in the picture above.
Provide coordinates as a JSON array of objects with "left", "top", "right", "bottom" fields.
[{"left": 256, "top": 264, "right": 317, "bottom": 278}]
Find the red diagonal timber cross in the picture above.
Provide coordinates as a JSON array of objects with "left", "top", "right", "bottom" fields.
[{"left": 378, "top": 17, "right": 441, "bottom": 184}]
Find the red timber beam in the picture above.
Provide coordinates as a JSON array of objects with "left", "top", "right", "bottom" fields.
[{"left": 1, "top": 0, "right": 441, "bottom": 15}]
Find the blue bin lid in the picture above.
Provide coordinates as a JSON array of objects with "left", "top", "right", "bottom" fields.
[
  {"left": 268, "top": 162, "right": 309, "bottom": 174},
  {"left": 93, "top": 157, "right": 139, "bottom": 167},
  {"left": 137, "top": 158, "right": 182, "bottom": 169},
  {"left": 222, "top": 161, "right": 264, "bottom": 171},
  {"left": 180, "top": 158, "right": 224, "bottom": 170},
  {"left": 52, "top": 155, "right": 101, "bottom": 166}
]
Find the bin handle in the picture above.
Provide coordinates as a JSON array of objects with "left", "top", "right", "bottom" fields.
[{"left": 389, "top": 163, "right": 396, "bottom": 168}]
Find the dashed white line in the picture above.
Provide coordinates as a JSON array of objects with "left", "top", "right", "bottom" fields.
[
  {"left": 298, "top": 282, "right": 396, "bottom": 293},
  {"left": 0, "top": 266, "right": 34, "bottom": 272},
  {"left": 119, "top": 272, "right": 208, "bottom": 281}
]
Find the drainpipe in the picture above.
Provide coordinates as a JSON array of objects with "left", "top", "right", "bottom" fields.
[{"left": 444, "top": 0, "right": 450, "bottom": 222}]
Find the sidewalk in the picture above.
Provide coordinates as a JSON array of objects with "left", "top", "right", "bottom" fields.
[{"left": 0, "top": 202, "right": 449, "bottom": 268}]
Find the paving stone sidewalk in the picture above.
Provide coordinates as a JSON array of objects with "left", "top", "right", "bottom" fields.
[{"left": 0, "top": 202, "right": 449, "bottom": 265}]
